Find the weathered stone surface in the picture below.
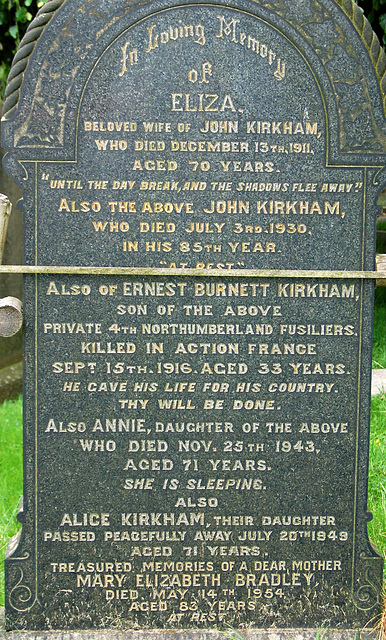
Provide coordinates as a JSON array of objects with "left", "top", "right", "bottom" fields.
[
  {"left": 0, "top": 145, "right": 23, "bottom": 369},
  {"left": 0, "top": 194, "right": 12, "bottom": 262},
  {"left": 0, "top": 609, "right": 375, "bottom": 640},
  {"left": 1, "top": 0, "right": 385, "bottom": 633},
  {"left": 371, "top": 368, "right": 386, "bottom": 395},
  {"left": 0, "top": 361, "right": 23, "bottom": 403},
  {"left": 0, "top": 297, "right": 23, "bottom": 337}
]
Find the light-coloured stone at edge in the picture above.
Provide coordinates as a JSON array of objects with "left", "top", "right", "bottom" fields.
[
  {"left": 0, "top": 297, "right": 23, "bottom": 337},
  {"left": 0, "top": 194, "right": 12, "bottom": 266},
  {"left": 371, "top": 369, "right": 386, "bottom": 395},
  {"left": 0, "top": 611, "right": 373, "bottom": 640}
]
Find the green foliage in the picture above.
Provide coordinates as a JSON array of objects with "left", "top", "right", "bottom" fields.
[
  {"left": 357, "top": 0, "right": 386, "bottom": 47},
  {"left": 373, "top": 288, "right": 386, "bottom": 368},
  {"left": 0, "top": 0, "right": 48, "bottom": 98},
  {"left": 0, "top": 395, "right": 22, "bottom": 605},
  {"left": 368, "top": 393, "right": 386, "bottom": 564}
]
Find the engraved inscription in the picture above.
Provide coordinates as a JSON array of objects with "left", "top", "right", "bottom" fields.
[
  {"left": 3, "top": 0, "right": 384, "bottom": 631},
  {"left": 26, "top": 274, "right": 362, "bottom": 626}
]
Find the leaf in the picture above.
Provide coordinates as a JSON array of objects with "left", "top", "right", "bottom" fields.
[
  {"left": 8, "top": 24, "right": 18, "bottom": 39},
  {"left": 24, "top": 0, "right": 33, "bottom": 5},
  {"left": 379, "top": 12, "right": 386, "bottom": 30},
  {"left": 218, "top": 626, "right": 245, "bottom": 640},
  {"left": 15, "top": 6, "right": 27, "bottom": 21}
]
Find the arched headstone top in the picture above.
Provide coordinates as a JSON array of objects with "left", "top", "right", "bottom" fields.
[{"left": 3, "top": 0, "right": 386, "bottom": 163}]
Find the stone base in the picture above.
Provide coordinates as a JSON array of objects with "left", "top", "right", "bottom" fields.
[{"left": 0, "top": 612, "right": 373, "bottom": 640}]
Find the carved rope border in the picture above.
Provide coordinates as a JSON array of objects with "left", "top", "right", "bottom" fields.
[
  {"left": 2, "top": 0, "right": 65, "bottom": 121},
  {"left": 336, "top": 0, "right": 386, "bottom": 99}
]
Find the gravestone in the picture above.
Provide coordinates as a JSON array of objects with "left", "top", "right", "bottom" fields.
[{"left": 2, "top": 0, "right": 385, "bottom": 634}]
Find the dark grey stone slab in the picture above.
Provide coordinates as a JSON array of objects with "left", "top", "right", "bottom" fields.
[{"left": 1, "top": 0, "right": 385, "bottom": 634}]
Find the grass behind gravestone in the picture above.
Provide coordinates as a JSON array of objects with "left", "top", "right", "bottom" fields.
[
  {"left": 368, "top": 393, "right": 386, "bottom": 554},
  {"left": 0, "top": 393, "right": 386, "bottom": 610},
  {"left": 0, "top": 396, "right": 22, "bottom": 607},
  {"left": 373, "top": 289, "right": 386, "bottom": 368}
]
